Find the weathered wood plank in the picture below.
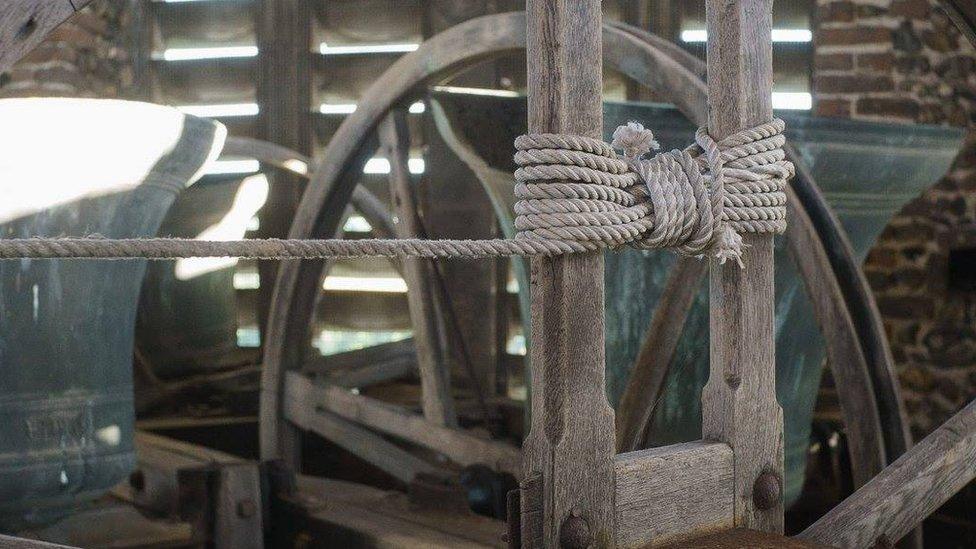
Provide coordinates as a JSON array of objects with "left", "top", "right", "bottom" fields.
[
  {"left": 283, "top": 376, "right": 439, "bottom": 484},
  {"left": 0, "top": 1, "right": 79, "bottom": 74},
  {"left": 799, "top": 399, "right": 976, "bottom": 548},
  {"left": 379, "top": 110, "right": 457, "bottom": 428},
  {"left": 285, "top": 372, "right": 521, "bottom": 477},
  {"left": 615, "top": 442, "right": 734, "bottom": 548},
  {"left": 0, "top": 534, "right": 76, "bottom": 548},
  {"left": 672, "top": 529, "right": 832, "bottom": 549},
  {"left": 15, "top": 503, "right": 192, "bottom": 549},
  {"left": 520, "top": 1, "right": 616, "bottom": 547},
  {"left": 700, "top": 0, "right": 784, "bottom": 533},
  {"left": 289, "top": 476, "right": 506, "bottom": 548}
]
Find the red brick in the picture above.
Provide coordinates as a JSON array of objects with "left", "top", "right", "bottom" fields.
[
  {"left": 856, "top": 52, "right": 894, "bottom": 72},
  {"left": 816, "top": 26, "right": 892, "bottom": 46},
  {"left": 815, "top": 53, "right": 854, "bottom": 71},
  {"left": 866, "top": 247, "right": 901, "bottom": 269},
  {"left": 854, "top": 4, "right": 887, "bottom": 19},
  {"left": 890, "top": 0, "right": 930, "bottom": 19},
  {"left": 814, "top": 98, "right": 852, "bottom": 118},
  {"left": 819, "top": 1, "right": 855, "bottom": 23},
  {"left": 921, "top": 29, "right": 959, "bottom": 52},
  {"left": 815, "top": 74, "right": 895, "bottom": 94},
  {"left": 876, "top": 295, "right": 935, "bottom": 319},
  {"left": 47, "top": 24, "right": 99, "bottom": 49}
]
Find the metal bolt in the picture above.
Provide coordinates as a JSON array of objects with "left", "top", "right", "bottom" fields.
[
  {"left": 559, "top": 511, "right": 591, "bottom": 549},
  {"left": 236, "top": 498, "right": 257, "bottom": 518},
  {"left": 871, "top": 535, "right": 895, "bottom": 549},
  {"left": 128, "top": 470, "right": 145, "bottom": 492},
  {"left": 752, "top": 471, "right": 782, "bottom": 511}
]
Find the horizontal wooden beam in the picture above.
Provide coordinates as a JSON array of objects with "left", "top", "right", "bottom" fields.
[
  {"left": 285, "top": 372, "right": 521, "bottom": 477},
  {"left": 0, "top": 533, "right": 76, "bottom": 548},
  {"left": 303, "top": 338, "right": 417, "bottom": 388},
  {"left": 283, "top": 475, "right": 506, "bottom": 548},
  {"left": 615, "top": 441, "right": 734, "bottom": 548},
  {"left": 799, "top": 399, "right": 976, "bottom": 548},
  {"left": 111, "top": 431, "right": 260, "bottom": 547},
  {"left": 283, "top": 377, "right": 438, "bottom": 484}
]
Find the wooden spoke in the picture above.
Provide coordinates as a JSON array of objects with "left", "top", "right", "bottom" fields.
[{"left": 379, "top": 110, "right": 458, "bottom": 428}]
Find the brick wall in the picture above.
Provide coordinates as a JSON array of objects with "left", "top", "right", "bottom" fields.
[
  {"left": 0, "top": 4, "right": 129, "bottom": 99},
  {"left": 814, "top": 0, "right": 976, "bottom": 436}
]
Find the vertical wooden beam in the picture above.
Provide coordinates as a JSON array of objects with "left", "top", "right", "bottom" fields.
[
  {"left": 422, "top": 1, "right": 504, "bottom": 406},
  {"left": 521, "top": 1, "right": 615, "bottom": 547},
  {"left": 124, "top": 0, "right": 152, "bottom": 101},
  {"left": 701, "top": 0, "right": 784, "bottom": 534},
  {"left": 379, "top": 110, "right": 458, "bottom": 428},
  {"left": 256, "top": 0, "right": 312, "bottom": 337},
  {"left": 621, "top": 0, "right": 650, "bottom": 102}
]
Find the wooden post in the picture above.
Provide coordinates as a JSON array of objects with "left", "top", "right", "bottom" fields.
[
  {"left": 521, "top": 1, "right": 616, "bottom": 547},
  {"left": 700, "top": 0, "right": 784, "bottom": 534},
  {"left": 256, "top": 0, "right": 312, "bottom": 338}
]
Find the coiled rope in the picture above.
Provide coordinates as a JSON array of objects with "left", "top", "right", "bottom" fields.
[{"left": 0, "top": 120, "right": 792, "bottom": 266}]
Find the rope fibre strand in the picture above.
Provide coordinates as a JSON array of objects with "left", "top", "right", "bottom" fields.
[{"left": 0, "top": 120, "right": 792, "bottom": 264}]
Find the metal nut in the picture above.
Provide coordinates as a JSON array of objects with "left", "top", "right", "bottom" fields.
[
  {"left": 128, "top": 470, "right": 145, "bottom": 492},
  {"left": 752, "top": 471, "right": 782, "bottom": 511},
  {"left": 559, "top": 512, "right": 591, "bottom": 549},
  {"left": 236, "top": 498, "right": 257, "bottom": 518}
]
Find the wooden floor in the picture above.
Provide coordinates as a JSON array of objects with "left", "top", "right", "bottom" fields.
[
  {"left": 670, "top": 529, "right": 834, "bottom": 549},
  {"left": 275, "top": 475, "right": 507, "bottom": 548}
]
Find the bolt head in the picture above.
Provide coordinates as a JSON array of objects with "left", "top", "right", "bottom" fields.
[
  {"left": 559, "top": 513, "right": 591, "bottom": 549},
  {"left": 752, "top": 471, "right": 782, "bottom": 511},
  {"left": 236, "top": 498, "right": 257, "bottom": 518},
  {"left": 128, "top": 470, "right": 145, "bottom": 492}
]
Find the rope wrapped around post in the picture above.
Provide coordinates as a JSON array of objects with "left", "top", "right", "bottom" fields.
[
  {"left": 0, "top": 120, "right": 793, "bottom": 266},
  {"left": 513, "top": 119, "right": 791, "bottom": 266}
]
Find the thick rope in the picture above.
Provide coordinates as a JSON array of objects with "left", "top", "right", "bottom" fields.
[{"left": 0, "top": 120, "right": 792, "bottom": 265}]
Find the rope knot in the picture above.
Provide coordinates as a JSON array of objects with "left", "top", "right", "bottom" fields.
[
  {"left": 513, "top": 119, "right": 793, "bottom": 265},
  {"left": 611, "top": 121, "right": 660, "bottom": 159}
]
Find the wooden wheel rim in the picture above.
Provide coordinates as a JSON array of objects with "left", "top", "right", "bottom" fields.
[{"left": 257, "top": 13, "right": 914, "bottom": 504}]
